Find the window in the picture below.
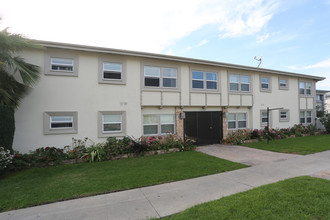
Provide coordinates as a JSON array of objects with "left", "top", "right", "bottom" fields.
[
  {"left": 103, "top": 62, "right": 122, "bottom": 80},
  {"left": 45, "top": 52, "right": 79, "bottom": 76},
  {"left": 44, "top": 112, "right": 78, "bottom": 134},
  {"left": 279, "top": 110, "right": 289, "bottom": 122},
  {"left": 261, "top": 77, "right": 269, "bottom": 90},
  {"left": 260, "top": 111, "right": 269, "bottom": 127},
  {"left": 143, "top": 114, "right": 175, "bottom": 135},
  {"left": 229, "top": 74, "right": 250, "bottom": 92},
  {"left": 51, "top": 58, "right": 74, "bottom": 72},
  {"left": 144, "top": 66, "right": 177, "bottom": 88},
  {"left": 50, "top": 116, "right": 73, "bottom": 129},
  {"left": 102, "top": 115, "right": 122, "bottom": 133},
  {"left": 228, "top": 113, "right": 247, "bottom": 129},
  {"left": 299, "top": 82, "right": 312, "bottom": 95},
  {"left": 300, "top": 111, "right": 312, "bottom": 124},
  {"left": 192, "top": 71, "right": 218, "bottom": 90},
  {"left": 279, "top": 78, "right": 288, "bottom": 90},
  {"left": 98, "top": 111, "right": 126, "bottom": 137},
  {"left": 98, "top": 58, "right": 126, "bottom": 84}
]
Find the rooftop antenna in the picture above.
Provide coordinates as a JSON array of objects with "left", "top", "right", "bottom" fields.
[{"left": 254, "top": 55, "right": 262, "bottom": 68}]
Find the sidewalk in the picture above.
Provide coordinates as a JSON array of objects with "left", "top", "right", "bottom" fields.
[{"left": 1, "top": 149, "right": 330, "bottom": 220}]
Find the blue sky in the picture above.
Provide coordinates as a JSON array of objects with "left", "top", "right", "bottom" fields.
[{"left": 0, "top": 0, "right": 329, "bottom": 89}]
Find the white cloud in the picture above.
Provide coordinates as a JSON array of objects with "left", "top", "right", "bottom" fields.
[
  {"left": 257, "top": 33, "right": 270, "bottom": 43},
  {"left": 0, "top": 0, "right": 279, "bottom": 53},
  {"left": 186, "top": 39, "right": 208, "bottom": 51},
  {"left": 289, "top": 58, "right": 330, "bottom": 70}
]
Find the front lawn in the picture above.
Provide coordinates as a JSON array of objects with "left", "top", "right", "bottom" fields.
[
  {"left": 242, "top": 134, "right": 330, "bottom": 155},
  {"left": 166, "top": 176, "right": 330, "bottom": 220},
  {"left": 0, "top": 151, "right": 246, "bottom": 212}
]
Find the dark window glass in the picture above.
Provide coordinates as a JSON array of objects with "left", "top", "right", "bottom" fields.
[
  {"left": 300, "top": 118, "right": 305, "bottom": 124},
  {"left": 192, "top": 80, "right": 204, "bottom": 89},
  {"left": 241, "top": 84, "right": 250, "bottom": 91},
  {"left": 144, "top": 125, "right": 158, "bottom": 134},
  {"left": 161, "top": 124, "right": 174, "bottom": 134},
  {"left": 52, "top": 65, "right": 73, "bottom": 71},
  {"left": 51, "top": 122, "right": 73, "bottom": 128},
  {"left": 104, "top": 123, "right": 121, "bottom": 131},
  {"left": 238, "top": 121, "right": 246, "bottom": 128},
  {"left": 228, "top": 121, "right": 236, "bottom": 129},
  {"left": 207, "top": 81, "right": 217, "bottom": 89},
  {"left": 104, "top": 71, "right": 121, "bottom": 79},
  {"left": 163, "top": 78, "right": 176, "bottom": 87},
  {"left": 230, "top": 83, "right": 239, "bottom": 91},
  {"left": 145, "top": 78, "right": 160, "bottom": 87}
]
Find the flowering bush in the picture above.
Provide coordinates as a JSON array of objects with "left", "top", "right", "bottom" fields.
[
  {"left": 222, "top": 129, "right": 251, "bottom": 144},
  {"left": 64, "top": 137, "right": 88, "bottom": 160},
  {"left": 30, "top": 146, "right": 67, "bottom": 166},
  {"left": 0, "top": 147, "right": 13, "bottom": 174}
]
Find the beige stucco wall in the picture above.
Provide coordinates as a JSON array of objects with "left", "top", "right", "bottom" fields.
[{"left": 12, "top": 47, "right": 318, "bottom": 152}]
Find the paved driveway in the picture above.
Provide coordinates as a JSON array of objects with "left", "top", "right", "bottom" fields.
[{"left": 197, "top": 144, "right": 301, "bottom": 166}]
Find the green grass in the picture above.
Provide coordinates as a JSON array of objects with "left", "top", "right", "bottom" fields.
[
  {"left": 166, "top": 176, "right": 330, "bottom": 220},
  {"left": 242, "top": 134, "right": 330, "bottom": 155},
  {"left": 0, "top": 151, "right": 246, "bottom": 212}
]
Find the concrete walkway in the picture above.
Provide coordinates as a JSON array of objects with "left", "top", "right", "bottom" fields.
[
  {"left": 196, "top": 144, "right": 301, "bottom": 166},
  {"left": 1, "top": 149, "right": 330, "bottom": 220}
]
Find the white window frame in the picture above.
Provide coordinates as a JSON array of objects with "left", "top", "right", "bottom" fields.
[
  {"left": 45, "top": 51, "right": 79, "bottom": 77},
  {"left": 102, "top": 115, "right": 122, "bottom": 133},
  {"left": 143, "top": 114, "right": 175, "bottom": 135},
  {"left": 98, "top": 111, "right": 126, "bottom": 137},
  {"left": 300, "top": 110, "right": 312, "bottom": 124},
  {"left": 50, "top": 116, "right": 73, "bottom": 129},
  {"left": 102, "top": 62, "right": 122, "bottom": 81},
  {"left": 229, "top": 74, "right": 251, "bottom": 92},
  {"left": 144, "top": 66, "right": 177, "bottom": 89},
  {"left": 44, "top": 112, "right": 78, "bottom": 135},
  {"left": 191, "top": 70, "right": 218, "bottom": 90},
  {"left": 279, "top": 110, "right": 290, "bottom": 122},
  {"left": 228, "top": 113, "right": 247, "bottom": 130},
  {"left": 50, "top": 58, "right": 74, "bottom": 72},
  {"left": 299, "top": 81, "right": 312, "bottom": 96},
  {"left": 98, "top": 58, "right": 126, "bottom": 85},
  {"left": 260, "top": 76, "right": 271, "bottom": 92},
  {"left": 279, "top": 78, "right": 289, "bottom": 90}
]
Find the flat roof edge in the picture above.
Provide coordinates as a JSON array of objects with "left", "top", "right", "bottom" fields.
[{"left": 36, "top": 40, "right": 325, "bottom": 81}]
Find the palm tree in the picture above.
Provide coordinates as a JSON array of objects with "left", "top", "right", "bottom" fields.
[{"left": 0, "top": 25, "right": 41, "bottom": 151}]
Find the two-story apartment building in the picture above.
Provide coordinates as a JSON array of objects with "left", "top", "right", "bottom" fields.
[{"left": 12, "top": 41, "right": 324, "bottom": 152}]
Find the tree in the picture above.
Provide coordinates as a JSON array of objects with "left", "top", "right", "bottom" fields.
[{"left": 0, "top": 25, "right": 41, "bottom": 151}]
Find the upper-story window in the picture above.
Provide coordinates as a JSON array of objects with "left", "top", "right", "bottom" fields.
[
  {"left": 279, "top": 78, "right": 288, "bottom": 90},
  {"left": 192, "top": 71, "right": 217, "bottom": 90},
  {"left": 229, "top": 74, "right": 250, "bottom": 92},
  {"left": 51, "top": 58, "right": 74, "bottom": 72},
  {"left": 98, "top": 58, "right": 126, "bottom": 84},
  {"left": 316, "top": 94, "right": 324, "bottom": 101},
  {"left": 103, "top": 62, "right": 122, "bottom": 80},
  {"left": 144, "top": 66, "right": 177, "bottom": 88},
  {"left": 299, "top": 82, "right": 312, "bottom": 95},
  {"left": 260, "top": 76, "right": 271, "bottom": 92}
]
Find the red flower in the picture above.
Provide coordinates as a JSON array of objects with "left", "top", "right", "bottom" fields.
[
  {"left": 73, "top": 150, "right": 75, "bottom": 153},
  {"left": 231, "top": 138, "right": 233, "bottom": 141},
  {"left": 45, "top": 146, "right": 50, "bottom": 150},
  {"left": 86, "top": 156, "right": 89, "bottom": 158}
]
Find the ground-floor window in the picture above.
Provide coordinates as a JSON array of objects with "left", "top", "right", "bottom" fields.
[
  {"left": 143, "top": 114, "right": 175, "bottom": 135},
  {"left": 44, "top": 111, "right": 78, "bottom": 134},
  {"left": 300, "top": 111, "right": 312, "bottom": 124},
  {"left": 98, "top": 111, "right": 126, "bottom": 137},
  {"left": 228, "top": 113, "right": 247, "bottom": 129}
]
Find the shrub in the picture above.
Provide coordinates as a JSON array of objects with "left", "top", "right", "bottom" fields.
[
  {"left": 222, "top": 129, "right": 251, "bottom": 144},
  {"left": 82, "top": 143, "right": 106, "bottom": 162},
  {"left": 30, "top": 147, "right": 67, "bottom": 166},
  {"left": 64, "top": 137, "right": 88, "bottom": 160},
  {"left": 0, "top": 105, "right": 15, "bottom": 152},
  {"left": 0, "top": 147, "right": 13, "bottom": 174},
  {"left": 320, "top": 115, "right": 330, "bottom": 133}
]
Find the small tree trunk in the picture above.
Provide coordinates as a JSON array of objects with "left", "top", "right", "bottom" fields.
[{"left": 0, "top": 105, "right": 15, "bottom": 152}]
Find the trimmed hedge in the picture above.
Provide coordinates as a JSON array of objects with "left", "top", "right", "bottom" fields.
[{"left": 0, "top": 105, "right": 15, "bottom": 152}]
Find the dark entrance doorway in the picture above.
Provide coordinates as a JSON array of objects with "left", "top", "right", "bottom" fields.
[{"left": 184, "top": 111, "right": 223, "bottom": 145}]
